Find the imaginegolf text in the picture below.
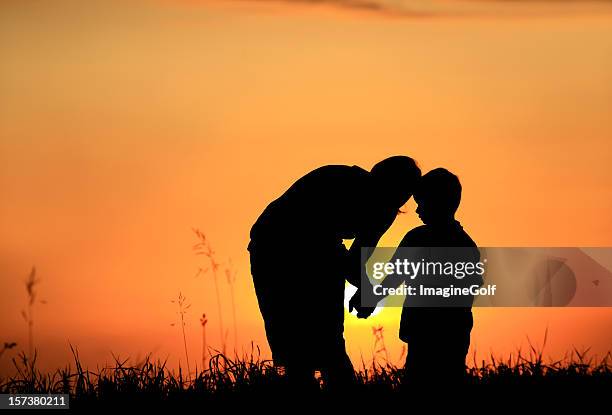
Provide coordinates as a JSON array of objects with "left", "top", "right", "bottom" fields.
[{"left": 373, "top": 284, "right": 497, "bottom": 298}]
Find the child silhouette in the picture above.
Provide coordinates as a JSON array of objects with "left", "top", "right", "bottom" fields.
[{"left": 352, "top": 168, "right": 481, "bottom": 384}]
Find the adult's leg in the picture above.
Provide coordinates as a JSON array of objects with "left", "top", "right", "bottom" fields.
[
  {"left": 313, "top": 243, "right": 355, "bottom": 391},
  {"left": 319, "top": 336, "right": 355, "bottom": 391},
  {"left": 251, "top": 247, "right": 322, "bottom": 394},
  {"left": 285, "top": 356, "right": 319, "bottom": 393}
]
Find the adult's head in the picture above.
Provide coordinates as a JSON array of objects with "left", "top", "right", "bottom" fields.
[
  {"left": 414, "top": 168, "right": 462, "bottom": 225},
  {"left": 370, "top": 156, "right": 421, "bottom": 209}
]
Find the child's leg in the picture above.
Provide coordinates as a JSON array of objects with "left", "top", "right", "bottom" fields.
[{"left": 404, "top": 327, "right": 471, "bottom": 384}]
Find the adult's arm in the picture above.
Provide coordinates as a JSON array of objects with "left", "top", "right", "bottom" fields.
[{"left": 345, "top": 209, "right": 397, "bottom": 288}]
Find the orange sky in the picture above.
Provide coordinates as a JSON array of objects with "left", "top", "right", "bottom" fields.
[{"left": 1, "top": 0, "right": 612, "bottom": 374}]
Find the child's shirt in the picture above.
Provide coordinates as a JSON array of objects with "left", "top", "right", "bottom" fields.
[{"left": 382, "top": 220, "right": 481, "bottom": 343}]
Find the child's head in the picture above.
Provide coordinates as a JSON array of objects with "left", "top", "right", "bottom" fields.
[{"left": 414, "top": 168, "right": 461, "bottom": 224}]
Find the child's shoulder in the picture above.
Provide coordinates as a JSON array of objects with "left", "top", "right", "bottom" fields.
[{"left": 398, "top": 222, "right": 476, "bottom": 248}]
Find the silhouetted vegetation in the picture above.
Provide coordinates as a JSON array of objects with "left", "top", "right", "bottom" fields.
[{"left": 1, "top": 345, "right": 610, "bottom": 408}]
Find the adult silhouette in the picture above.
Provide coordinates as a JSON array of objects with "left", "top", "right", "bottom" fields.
[{"left": 248, "top": 156, "right": 421, "bottom": 389}]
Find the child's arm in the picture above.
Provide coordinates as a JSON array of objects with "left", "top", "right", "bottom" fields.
[{"left": 378, "top": 243, "right": 426, "bottom": 292}]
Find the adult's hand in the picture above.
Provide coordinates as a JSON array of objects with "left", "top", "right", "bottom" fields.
[{"left": 349, "top": 289, "right": 376, "bottom": 319}]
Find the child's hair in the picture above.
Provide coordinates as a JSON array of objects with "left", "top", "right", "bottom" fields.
[{"left": 414, "top": 168, "right": 462, "bottom": 214}]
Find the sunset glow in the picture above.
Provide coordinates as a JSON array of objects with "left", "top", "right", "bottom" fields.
[{"left": 1, "top": 0, "right": 612, "bottom": 374}]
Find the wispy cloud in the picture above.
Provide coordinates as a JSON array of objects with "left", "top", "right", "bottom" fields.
[
  {"left": 285, "top": 0, "right": 414, "bottom": 13},
  {"left": 220, "top": 0, "right": 442, "bottom": 17},
  {"left": 212, "top": 0, "right": 612, "bottom": 18}
]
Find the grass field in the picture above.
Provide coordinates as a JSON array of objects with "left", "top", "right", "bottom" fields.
[{"left": 1, "top": 344, "right": 610, "bottom": 408}]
